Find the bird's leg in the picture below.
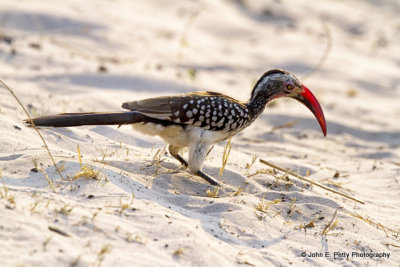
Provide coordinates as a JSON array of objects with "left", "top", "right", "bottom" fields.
[
  {"left": 168, "top": 145, "right": 188, "bottom": 167},
  {"left": 196, "top": 170, "right": 219, "bottom": 186},
  {"left": 188, "top": 143, "right": 220, "bottom": 186}
]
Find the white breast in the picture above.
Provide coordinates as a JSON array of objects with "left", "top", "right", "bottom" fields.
[{"left": 132, "top": 123, "right": 229, "bottom": 148}]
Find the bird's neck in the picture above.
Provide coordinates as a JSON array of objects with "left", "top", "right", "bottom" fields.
[{"left": 246, "top": 91, "right": 281, "bottom": 120}]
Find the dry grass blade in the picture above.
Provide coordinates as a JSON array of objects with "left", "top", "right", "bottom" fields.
[
  {"left": 288, "top": 197, "right": 297, "bottom": 217},
  {"left": 173, "top": 247, "right": 184, "bottom": 256},
  {"left": 246, "top": 168, "right": 274, "bottom": 178},
  {"left": 57, "top": 203, "right": 75, "bottom": 216},
  {"left": 220, "top": 138, "right": 232, "bottom": 176},
  {"left": 32, "top": 158, "right": 56, "bottom": 191},
  {"left": 259, "top": 159, "right": 365, "bottom": 204},
  {"left": 382, "top": 242, "right": 400, "bottom": 248},
  {"left": 77, "top": 144, "right": 83, "bottom": 166},
  {"left": 302, "top": 21, "right": 332, "bottom": 80},
  {"left": 274, "top": 169, "right": 294, "bottom": 188},
  {"left": 233, "top": 187, "right": 244, "bottom": 196},
  {"left": 255, "top": 198, "right": 281, "bottom": 214},
  {"left": 38, "top": 168, "right": 56, "bottom": 191},
  {"left": 245, "top": 155, "right": 257, "bottom": 176},
  {"left": 93, "top": 147, "right": 117, "bottom": 164},
  {"left": 343, "top": 211, "right": 398, "bottom": 236},
  {"left": 0, "top": 80, "right": 64, "bottom": 183},
  {"left": 177, "top": 4, "right": 203, "bottom": 60},
  {"left": 322, "top": 208, "right": 339, "bottom": 235},
  {"left": 152, "top": 145, "right": 167, "bottom": 162}
]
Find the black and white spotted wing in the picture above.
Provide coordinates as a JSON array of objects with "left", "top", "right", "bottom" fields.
[{"left": 122, "top": 91, "right": 251, "bottom": 132}]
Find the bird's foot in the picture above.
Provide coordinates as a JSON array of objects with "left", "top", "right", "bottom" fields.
[{"left": 196, "top": 170, "right": 220, "bottom": 186}]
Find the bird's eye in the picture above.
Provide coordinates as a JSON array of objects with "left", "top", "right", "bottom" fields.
[{"left": 286, "top": 84, "right": 294, "bottom": 90}]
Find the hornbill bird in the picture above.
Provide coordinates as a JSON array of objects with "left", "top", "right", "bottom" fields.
[{"left": 27, "top": 69, "right": 327, "bottom": 185}]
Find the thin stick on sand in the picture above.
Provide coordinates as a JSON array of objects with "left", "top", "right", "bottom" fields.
[
  {"left": 259, "top": 159, "right": 365, "bottom": 205},
  {"left": 0, "top": 80, "right": 64, "bottom": 182}
]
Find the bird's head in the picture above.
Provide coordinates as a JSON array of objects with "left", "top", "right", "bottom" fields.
[{"left": 251, "top": 69, "right": 327, "bottom": 136}]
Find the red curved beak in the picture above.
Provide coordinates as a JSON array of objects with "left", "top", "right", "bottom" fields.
[{"left": 293, "top": 85, "right": 327, "bottom": 136}]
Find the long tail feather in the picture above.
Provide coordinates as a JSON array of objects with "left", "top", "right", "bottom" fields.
[{"left": 26, "top": 112, "right": 145, "bottom": 127}]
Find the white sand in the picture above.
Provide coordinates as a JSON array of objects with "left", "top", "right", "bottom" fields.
[{"left": 1, "top": 0, "right": 399, "bottom": 266}]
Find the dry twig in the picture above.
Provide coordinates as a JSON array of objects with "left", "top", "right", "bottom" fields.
[{"left": 259, "top": 159, "right": 364, "bottom": 204}]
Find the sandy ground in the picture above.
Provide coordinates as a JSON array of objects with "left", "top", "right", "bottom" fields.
[{"left": 1, "top": 0, "right": 400, "bottom": 266}]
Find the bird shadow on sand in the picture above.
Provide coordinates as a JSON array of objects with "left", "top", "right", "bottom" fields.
[
  {"left": 106, "top": 157, "right": 343, "bottom": 242},
  {"left": 98, "top": 160, "right": 301, "bottom": 250},
  {"left": 2, "top": 153, "right": 345, "bottom": 256},
  {"left": 107, "top": 158, "right": 248, "bottom": 195}
]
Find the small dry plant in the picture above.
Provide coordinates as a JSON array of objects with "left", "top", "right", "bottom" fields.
[
  {"left": 273, "top": 170, "right": 294, "bottom": 188},
  {"left": 152, "top": 145, "right": 167, "bottom": 176},
  {"left": 96, "top": 244, "right": 112, "bottom": 266},
  {"left": 118, "top": 193, "right": 135, "bottom": 215},
  {"left": 0, "top": 173, "right": 15, "bottom": 208},
  {"left": 233, "top": 187, "right": 244, "bottom": 196},
  {"left": 72, "top": 145, "right": 100, "bottom": 180},
  {"left": 126, "top": 233, "right": 146, "bottom": 244},
  {"left": 255, "top": 197, "right": 281, "bottom": 214},
  {"left": 244, "top": 155, "right": 257, "bottom": 176},
  {"left": 94, "top": 147, "right": 115, "bottom": 165},
  {"left": 322, "top": 208, "right": 339, "bottom": 235},
  {"left": 55, "top": 203, "right": 75, "bottom": 217},
  {"left": 236, "top": 249, "right": 255, "bottom": 266},
  {"left": 206, "top": 187, "right": 220, "bottom": 198}
]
